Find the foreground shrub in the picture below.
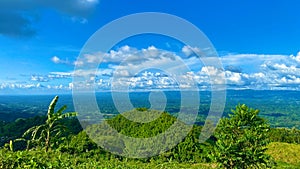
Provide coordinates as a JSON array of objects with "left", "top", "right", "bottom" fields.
[
  {"left": 212, "top": 104, "right": 273, "bottom": 169},
  {"left": 0, "top": 148, "right": 216, "bottom": 169},
  {"left": 23, "top": 96, "right": 77, "bottom": 152}
]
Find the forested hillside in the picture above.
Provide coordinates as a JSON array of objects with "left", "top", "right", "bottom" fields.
[{"left": 0, "top": 97, "right": 300, "bottom": 168}]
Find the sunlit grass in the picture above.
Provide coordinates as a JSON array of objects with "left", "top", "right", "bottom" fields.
[{"left": 267, "top": 142, "right": 300, "bottom": 168}]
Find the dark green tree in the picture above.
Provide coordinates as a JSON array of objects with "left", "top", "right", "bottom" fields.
[{"left": 212, "top": 104, "right": 273, "bottom": 169}]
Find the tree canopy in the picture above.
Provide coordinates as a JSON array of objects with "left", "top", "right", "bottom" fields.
[{"left": 212, "top": 104, "right": 272, "bottom": 169}]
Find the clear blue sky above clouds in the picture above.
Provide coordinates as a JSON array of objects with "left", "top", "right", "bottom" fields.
[{"left": 1, "top": 0, "right": 300, "bottom": 94}]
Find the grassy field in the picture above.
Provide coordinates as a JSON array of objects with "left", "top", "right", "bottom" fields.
[
  {"left": 267, "top": 142, "right": 300, "bottom": 168},
  {"left": 2, "top": 142, "right": 300, "bottom": 169}
]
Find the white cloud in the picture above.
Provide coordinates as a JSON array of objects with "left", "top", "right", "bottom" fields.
[
  {"left": 31, "top": 75, "right": 49, "bottom": 82},
  {"left": 182, "top": 45, "right": 203, "bottom": 57},
  {"left": 74, "top": 60, "right": 85, "bottom": 66},
  {"left": 216, "top": 51, "right": 300, "bottom": 89},
  {"left": 0, "top": 82, "right": 46, "bottom": 90},
  {"left": 51, "top": 56, "right": 61, "bottom": 64},
  {"left": 49, "top": 72, "right": 72, "bottom": 77},
  {"left": 76, "top": 46, "right": 181, "bottom": 68},
  {"left": 53, "top": 47, "right": 300, "bottom": 91},
  {"left": 113, "top": 69, "right": 131, "bottom": 77},
  {"left": 51, "top": 56, "right": 72, "bottom": 65},
  {"left": 4, "top": 46, "right": 300, "bottom": 92},
  {"left": 291, "top": 51, "right": 300, "bottom": 63},
  {"left": 226, "top": 71, "right": 242, "bottom": 84}
]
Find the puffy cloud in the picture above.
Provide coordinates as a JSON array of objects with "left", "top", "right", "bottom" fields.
[
  {"left": 182, "top": 46, "right": 203, "bottom": 57},
  {"left": 4, "top": 45, "right": 300, "bottom": 92},
  {"left": 70, "top": 47, "right": 291, "bottom": 91},
  {"left": 113, "top": 69, "right": 131, "bottom": 77},
  {"left": 290, "top": 51, "right": 300, "bottom": 63},
  {"left": 51, "top": 56, "right": 61, "bottom": 64},
  {"left": 74, "top": 46, "right": 191, "bottom": 91},
  {"left": 217, "top": 51, "right": 300, "bottom": 90},
  {"left": 76, "top": 46, "right": 180, "bottom": 68},
  {"left": 220, "top": 53, "right": 285, "bottom": 73},
  {"left": 115, "top": 71, "right": 178, "bottom": 90},
  {"left": 30, "top": 75, "right": 49, "bottom": 82},
  {"left": 51, "top": 56, "right": 72, "bottom": 65},
  {"left": 225, "top": 71, "right": 243, "bottom": 85},
  {"left": 255, "top": 52, "right": 300, "bottom": 89}
]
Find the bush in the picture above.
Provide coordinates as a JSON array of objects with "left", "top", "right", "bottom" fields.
[
  {"left": 212, "top": 104, "right": 273, "bottom": 169},
  {"left": 58, "top": 131, "right": 99, "bottom": 155}
]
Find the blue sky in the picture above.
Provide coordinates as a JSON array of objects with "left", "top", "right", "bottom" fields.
[{"left": 1, "top": 0, "right": 300, "bottom": 94}]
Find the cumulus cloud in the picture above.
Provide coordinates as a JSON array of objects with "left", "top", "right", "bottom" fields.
[
  {"left": 51, "top": 56, "right": 72, "bottom": 65},
  {"left": 219, "top": 51, "right": 300, "bottom": 90},
  {"left": 75, "top": 46, "right": 300, "bottom": 91},
  {"left": 71, "top": 46, "right": 197, "bottom": 90},
  {"left": 225, "top": 71, "right": 243, "bottom": 85},
  {"left": 182, "top": 45, "right": 204, "bottom": 57},
  {"left": 0, "top": 0, "right": 98, "bottom": 37},
  {"left": 76, "top": 46, "right": 181, "bottom": 68},
  {"left": 290, "top": 51, "right": 300, "bottom": 63},
  {"left": 4, "top": 45, "right": 300, "bottom": 92},
  {"left": 110, "top": 71, "right": 179, "bottom": 91},
  {"left": 52, "top": 49, "right": 300, "bottom": 91},
  {"left": 75, "top": 46, "right": 190, "bottom": 82},
  {"left": 51, "top": 56, "right": 61, "bottom": 63}
]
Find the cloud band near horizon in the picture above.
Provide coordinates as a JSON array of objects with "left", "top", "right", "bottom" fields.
[{"left": 1, "top": 46, "right": 300, "bottom": 94}]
